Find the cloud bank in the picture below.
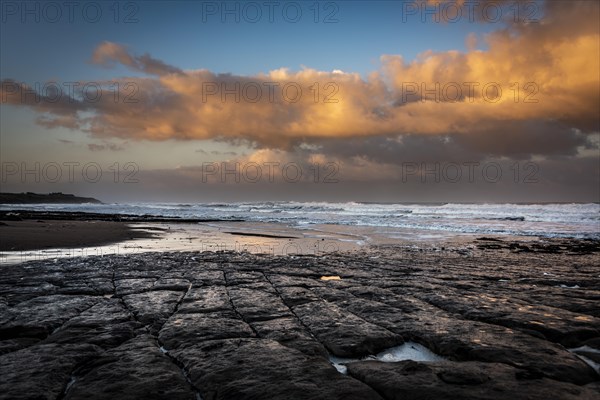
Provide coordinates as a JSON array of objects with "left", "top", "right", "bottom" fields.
[{"left": 1, "top": 0, "right": 598, "bottom": 163}]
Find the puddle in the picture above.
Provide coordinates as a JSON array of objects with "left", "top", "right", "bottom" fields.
[
  {"left": 0, "top": 222, "right": 363, "bottom": 265},
  {"left": 329, "top": 341, "right": 445, "bottom": 374},
  {"left": 569, "top": 346, "right": 600, "bottom": 375}
]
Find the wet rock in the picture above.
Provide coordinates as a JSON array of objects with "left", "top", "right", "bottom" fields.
[
  {"left": 293, "top": 300, "right": 403, "bottom": 357},
  {"left": 225, "top": 271, "right": 268, "bottom": 285},
  {"left": 114, "top": 278, "right": 156, "bottom": 296},
  {"left": 252, "top": 316, "right": 328, "bottom": 357},
  {"left": 170, "top": 338, "right": 383, "bottom": 400},
  {"left": 151, "top": 278, "right": 190, "bottom": 291},
  {"left": 183, "top": 269, "right": 225, "bottom": 286},
  {"left": 0, "top": 295, "right": 101, "bottom": 340},
  {"left": 346, "top": 360, "right": 598, "bottom": 400},
  {"left": 45, "top": 299, "right": 140, "bottom": 349},
  {"left": 584, "top": 381, "right": 600, "bottom": 394},
  {"left": 228, "top": 286, "right": 291, "bottom": 322},
  {"left": 572, "top": 347, "right": 600, "bottom": 364},
  {"left": 122, "top": 290, "right": 185, "bottom": 334},
  {"left": 0, "top": 343, "right": 102, "bottom": 400},
  {"left": 268, "top": 275, "right": 324, "bottom": 289},
  {"left": 0, "top": 337, "right": 40, "bottom": 355},
  {"left": 1, "top": 243, "right": 598, "bottom": 398},
  {"left": 338, "top": 294, "right": 598, "bottom": 385},
  {"left": 582, "top": 337, "right": 600, "bottom": 349},
  {"left": 159, "top": 312, "right": 255, "bottom": 349},
  {"left": 177, "top": 286, "right": 231, "bottom": 314},
  {"left": 64, "top": 335, "right": 196, "bottom": 400},
  {"left": 414, "top": 290, "right": 600, "bottom": 347},
  {"left": 275, "top": 284, "right": 322, "bottom": 307}
]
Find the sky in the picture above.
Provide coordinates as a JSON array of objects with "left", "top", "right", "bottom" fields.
[{"left": 1, "top": 0, "right": 599, "bottom": 203}]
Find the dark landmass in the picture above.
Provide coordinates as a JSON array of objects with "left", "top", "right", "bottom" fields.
[
  {"left": 0, "top": 192, "right": 102, "bottom": 204},
  {"left": 0, "top": 241, "right": 599, "bottom": 399}
]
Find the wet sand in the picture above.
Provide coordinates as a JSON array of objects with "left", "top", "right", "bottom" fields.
[
  {"left": 0, "top": 211, "right": 575, "bottom": 265},
  {"left": 0, "top": 220, "right": 155, "bottom": 251},
  {"left": 0, "top": 220, "right": 363, "bottom": 265}
]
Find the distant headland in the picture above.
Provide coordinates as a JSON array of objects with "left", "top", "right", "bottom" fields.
[{"left": 0, "top": 192, "right": 102, "bottom": 204}]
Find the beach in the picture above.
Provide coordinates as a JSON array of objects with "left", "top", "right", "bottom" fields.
[
  {"left": 0, "top": 211, "right": 599, "bottom": 399},
  {"left": 3, "top": 0, "right": 599, "bottom": 398},
  {"left": 0, "top": 210, "right": 367, "bottom": 264}
]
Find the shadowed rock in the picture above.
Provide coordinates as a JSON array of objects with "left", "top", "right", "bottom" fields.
[
  {"left": 170, "top": 338, "right": 383, "bottom": 400},
  {"left": 45, "top": 299, "right": 141, "bottom": 348},
  {"left": 346, "top": 360, "right": 599, "bottom": 400},
  {"left": 293, "top": 300, "right": 403, "bottom": 357},
  {"left": 159, "top": 312, "right": 255, "bottom": 349},
  {"left": 0, "top": 240, "right": 598, "bottom": 399},
  {"left": 0, "top": 343, "right": 102, "bottom": 400},
  {"left": 64, "top": 335, "right": 196, "bottom": 400},
  {"left": 123, "top": 290, "right": 185, "bottom": 334}
]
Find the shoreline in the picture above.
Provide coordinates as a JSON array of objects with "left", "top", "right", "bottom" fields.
[
  {"left": 0, "top": 209, "right": 241, "bottom": 254},
  {"left": 2, "top": 210, "right": 599, "bottom": 265},
  {"left": 0, "top": 209, "right": 598, "bottom": 397}
]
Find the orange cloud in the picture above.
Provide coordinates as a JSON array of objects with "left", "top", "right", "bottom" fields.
[{"left": 1, "top": 1, "right": 598, "bottom": 158}]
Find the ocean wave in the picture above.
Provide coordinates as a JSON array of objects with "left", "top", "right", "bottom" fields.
[{"left": 1, "top": 202, "right": 598, "bottom": 239}]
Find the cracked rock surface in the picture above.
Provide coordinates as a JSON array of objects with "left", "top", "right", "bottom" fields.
[{"left": 1, "top": 239, "right": 599, "bottom": 399}]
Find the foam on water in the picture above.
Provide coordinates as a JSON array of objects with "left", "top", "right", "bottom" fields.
[
  {"left": 1, "top": 202, "right": 598, "bottom": 239},
  {"left": 568, "top": 346, "right": 600, "bottom": 375},
  {"left": 329, "top": 342, "right": 446, "bottom": 374}
]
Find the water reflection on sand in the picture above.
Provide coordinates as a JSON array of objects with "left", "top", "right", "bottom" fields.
[{"left": 0, "top": 220, "right": 507, "bottom": 265}]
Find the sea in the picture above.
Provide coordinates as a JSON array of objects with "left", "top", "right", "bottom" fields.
[{"left": 2, "top": 202, "right": 599, "bottom": 240}]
